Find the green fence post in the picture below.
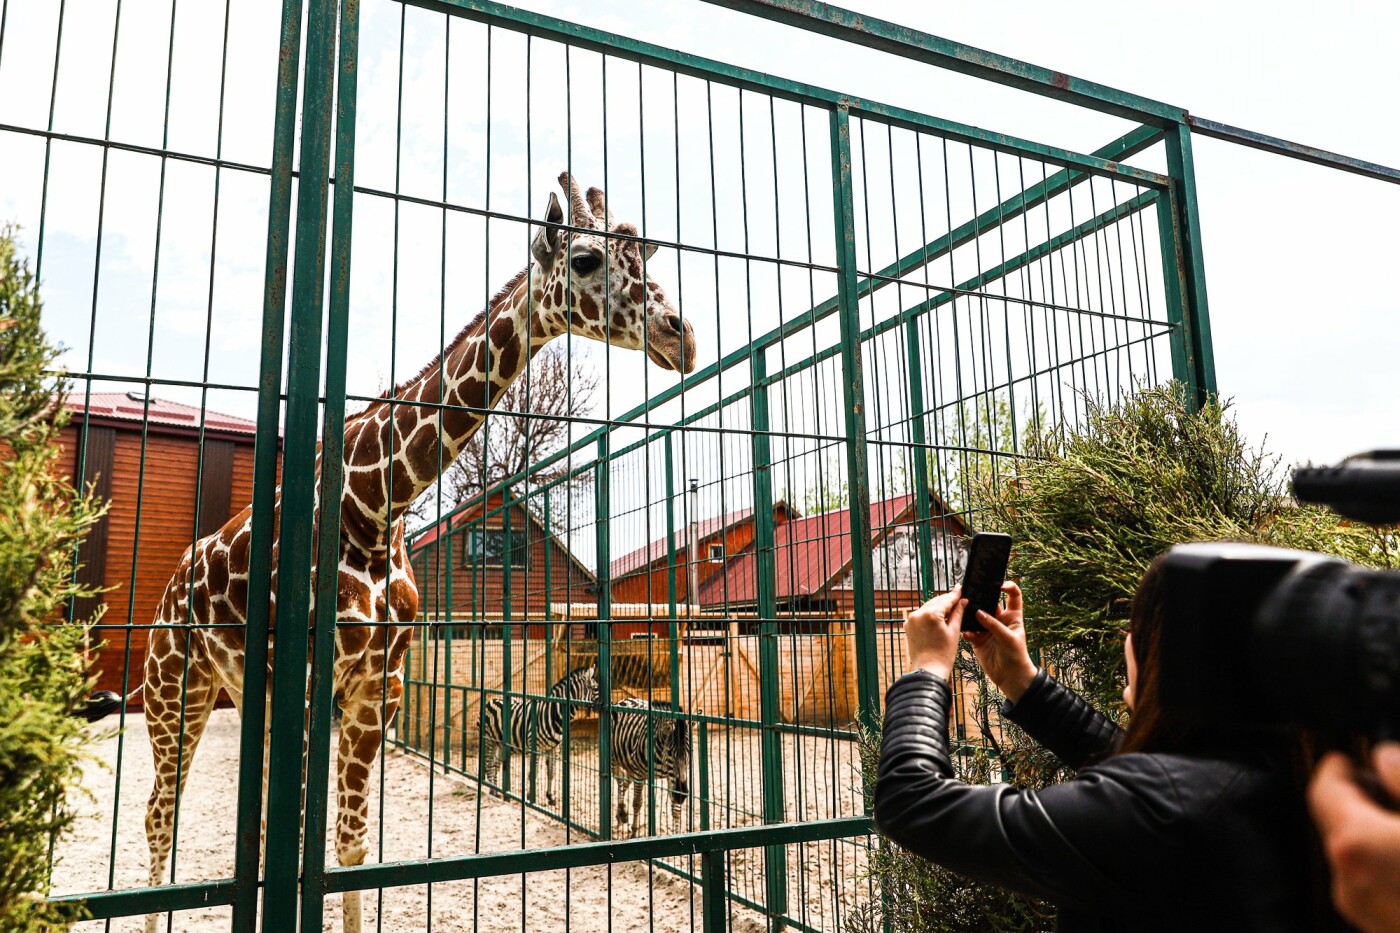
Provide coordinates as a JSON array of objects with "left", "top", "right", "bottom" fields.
[
  {"left": 698, "top": 720, "right": 711, "bottom": 832},
  {"left": 596, "top": 436, "right": 613, "bottom": 839},
  {"left": 750, "top": 351, "right": 788, "bottom": 926},
  {"left": 297, "top": 0, "right": 361, "bottom": 927},
  {"left": 701, "top": 848, "right": 727, "bottom": 933},
  {"left": 1161, "top": 122, "right": 1217, "bottom": 408},
  {"left": 502, "top": 488, "right": 514, "bottom": 798},
  {"left": 664, "top": 431, "right": 681, "bottom": 711},
  {"left": 259, "top": 0, "right": 338, "bottom": 924},
  {"left": 829, "top": 104, "right": 882, "bottom": 734},
  {"left": 230, "top": 0, "right": 305, "bottom": 927}
]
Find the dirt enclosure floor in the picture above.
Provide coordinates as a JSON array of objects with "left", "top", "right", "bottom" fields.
[{"left": 53, "top": 709, "right": 872, "bottom": 932}]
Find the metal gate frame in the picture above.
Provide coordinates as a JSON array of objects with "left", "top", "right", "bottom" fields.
[{"left": 45, "top": 0, "right": 1398, "bottom": 928}]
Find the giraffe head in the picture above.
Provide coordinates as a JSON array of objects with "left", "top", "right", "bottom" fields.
[{"left": 530, "top": 172, "right": 696, "bottom": 374}]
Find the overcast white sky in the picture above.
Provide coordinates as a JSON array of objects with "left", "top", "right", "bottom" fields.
[
  {"left": 553, "top": 0, "right": 1400, "bottom": 469},
  {"left": 1, "top": 0, "right": 1396, "bottom": 507}
]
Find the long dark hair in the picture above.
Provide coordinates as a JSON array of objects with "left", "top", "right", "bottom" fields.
[{"left": 1116, "top": 552, "right": 1345, "bottom": 929}]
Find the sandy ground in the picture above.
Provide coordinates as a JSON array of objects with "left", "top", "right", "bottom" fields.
[{"left": 52, "top": 709, "right": 871, "bottom": 932}]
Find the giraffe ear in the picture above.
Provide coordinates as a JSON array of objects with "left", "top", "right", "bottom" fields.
[
  {"left": 642, "top": 239, "right": 658, "bottom": 261},
  {"left": 532, "top": 191, "right": 564, "bottom": 269}
]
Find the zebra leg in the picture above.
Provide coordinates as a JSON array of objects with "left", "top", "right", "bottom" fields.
[
  {"left": 629, "top": 779, "right": 645, "bottom": 838},
  {"left": 483, "top": 737, "right": 502, "bottom": 797},
  {"left": 614, "top": 777, "right": 630, "bottom": 830},
  {"left": 545, "top": 752, "right": 557, "bottom": 808}
]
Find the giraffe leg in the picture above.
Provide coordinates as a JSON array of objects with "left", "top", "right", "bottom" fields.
[
  {"left": 336, "top": 690, "right": 398, "bottom": 933},
  {"left": 142, "top": 629, "right": 217, "bottom": 933}
]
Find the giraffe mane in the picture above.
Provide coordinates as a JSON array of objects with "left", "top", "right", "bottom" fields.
[{"left": 378, "top": 266, "right": 530, "bottom": 401}]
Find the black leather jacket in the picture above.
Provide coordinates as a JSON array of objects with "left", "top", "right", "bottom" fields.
[{"left": 875, "top": 669, "right": 1320, "bottom": 932}]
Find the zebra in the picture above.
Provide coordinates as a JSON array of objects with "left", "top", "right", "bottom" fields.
[
  {"left": 481, "top": 664, "right": 599, "bottom": 807},
  {"left": 610, "top": 698, "right": 691, "bottom": 837}
]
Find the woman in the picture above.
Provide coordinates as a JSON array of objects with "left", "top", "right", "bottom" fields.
[{"left": 875, "top": 556, "right": 1335, "bottom": 931}]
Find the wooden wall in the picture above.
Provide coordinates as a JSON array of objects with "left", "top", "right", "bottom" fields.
[
  {"left": 609, "top": 518, "right": 765, "bottom": 606},
  {"left": 52, "top": 423, "right": 269, "bottom": 697},
  {"left": 411, "top": 504, "right": 596, "bottom": 623}
]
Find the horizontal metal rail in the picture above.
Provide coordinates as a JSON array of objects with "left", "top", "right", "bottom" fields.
[
  {"left": 319, "top": 816, "right": 871, "bottom": 892},
  {"left": 1186, "top": 115, "right": 1400, "bottom": 185},
  {"left": 693, "top": 0, "right": 1186, "bottom": 124},
  {"left": 49, "top": 878, "right": 239, "bottom": 922}
]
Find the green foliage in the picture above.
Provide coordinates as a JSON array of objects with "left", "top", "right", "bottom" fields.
[
  {"left": 0, "top": 226, "right": 102, "bottom": 930},
  {"left": 934, "top": 394, "right": 1047, "bottom": 515},
  {"left": 974, "top": 382, "right": 1398, "bottom": 712}
]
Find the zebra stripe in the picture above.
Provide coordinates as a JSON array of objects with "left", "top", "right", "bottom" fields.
[
  {"left": 481, "top": 664, "right": 598, "bottom": 806},
  {"left": 610, "top": 698, "right": 691, "bottom": 837}
]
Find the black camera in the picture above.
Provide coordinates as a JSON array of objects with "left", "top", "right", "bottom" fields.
[{"left": 1159, "top": 451, "right": 1400, "bottom": 739}]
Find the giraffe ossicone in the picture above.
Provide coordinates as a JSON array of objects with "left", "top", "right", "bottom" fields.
[{"left": 82, "top": 171, "right": 697, "bottom": 933}]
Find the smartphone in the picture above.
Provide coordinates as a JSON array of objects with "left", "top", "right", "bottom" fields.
[{"left": 959, "top": 533, "right": 1012, "bottom": 632}]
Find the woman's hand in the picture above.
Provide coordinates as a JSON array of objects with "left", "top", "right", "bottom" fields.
[
  {"left": 904, "top": 589, "right": 966, "bottom": 681},
  {"left": 963, "top": 581, "right": 1039, "bottom": 702}
]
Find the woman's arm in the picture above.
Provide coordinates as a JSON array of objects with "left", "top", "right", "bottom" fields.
[
  {"left": 961, "top": 581, "right": 1120, "bottom": 770},
  {"left": 1000, "top": 669, "right": 1123, "bottom": 771},
  {"left": 875, "top": 671, "right": 1188, "bottom": 912}
]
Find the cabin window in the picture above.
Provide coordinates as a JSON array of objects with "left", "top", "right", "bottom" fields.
[
  {"left": 463, "top": 529, "right": 528, "bottom": 568},
  {"left": 707, "top": 543, "right": 725, "bottom": 563}
]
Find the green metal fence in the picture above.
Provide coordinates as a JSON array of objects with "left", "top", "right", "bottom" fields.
[{"left": 6, "top": 0, "right": 1392, "bottom": 930}]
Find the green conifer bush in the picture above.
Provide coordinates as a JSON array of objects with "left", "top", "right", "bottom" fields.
[{"left": 0, "top": 225, "right": 104, "bottom": 930}]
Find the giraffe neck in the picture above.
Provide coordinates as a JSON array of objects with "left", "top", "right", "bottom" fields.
[{"left": 338, "top": 265, "right": 554, "bottom": 548}]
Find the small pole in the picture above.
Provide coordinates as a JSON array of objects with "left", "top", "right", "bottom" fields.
[{"left": 688, "top": 477, "right": 699, "bottom": 615}]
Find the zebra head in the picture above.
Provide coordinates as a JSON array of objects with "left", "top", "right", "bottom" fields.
[{"left": 552, "top": 663, "right": 601, "bottom": 713}]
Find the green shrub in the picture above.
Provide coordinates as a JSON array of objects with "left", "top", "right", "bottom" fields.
[{"left": 0, "top": 225, "right": 103, "bottom": 930}]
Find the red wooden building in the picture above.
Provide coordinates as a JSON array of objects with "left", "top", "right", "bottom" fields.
[
  {"left": 408, "top": 491, "right": 597, "bottom": 636},
  {"left": 695, "top": 491, "right": 969, "bottom": 620},
  {"left": 607, "top": 502, "right": 799, "bottom": 606},
  {"left": 55, "top": 392, "right": 277, "bottom": 697}
]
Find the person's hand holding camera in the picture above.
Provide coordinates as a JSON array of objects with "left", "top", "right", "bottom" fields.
[
  {"left": 962, "top": 581, "right": 1039, "bottom": 702},
  {"left": 904, "top": 588, "right": 966, "bottom": 681},
  {"left": 1308, "top": 743, "right": 1400, "bottom": 933}
]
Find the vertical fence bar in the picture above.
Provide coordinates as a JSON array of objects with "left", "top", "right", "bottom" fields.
[
  {"left": 1163, "top": 122, "right": 1217, "bottom": 406},
  {"left": 828, "top": 104, "right": 881, "bottom": 732},
  {"left": 749, "top": 351, "right": 788, "bottom": 926},
  {"left": 298, "top": 0, "right": 360, "bottom": 926},
  {"left": 260, "top": 0, "right": 340, "bottom": 921},
  {"left": 905, "top": 319, "right": 936, "bottom": 598},
  {"left": 1154, "top": 190, "right": 1197, "bottom": 403},
  {"left": 230, "top": 0, "right": 310, "bottom": 928},
  {"left": 701, "top": 848, "right": 727, "bottom": 933},
  {"left": 664, "top": 431, "right": 681, "bottom": 710},
  {"left": 596, "top": 436, "right": 613, "bottom": 839}
]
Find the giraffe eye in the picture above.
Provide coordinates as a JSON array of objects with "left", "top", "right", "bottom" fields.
[{"left": 570, "top": 254, "right": 601, "bottom": 276}]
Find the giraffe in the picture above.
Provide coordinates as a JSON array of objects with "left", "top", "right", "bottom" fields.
[{"left": 82, "top": 172, "right": 696, "bottom": 933}]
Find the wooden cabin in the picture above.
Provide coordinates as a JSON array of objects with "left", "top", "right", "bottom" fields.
[
  {"left": 695, "top": 491, "right": 969, "bottom": 625},
  {"left": 55, "top": 392, "right": 277, "bottom": 698},
  {"left": 408, "top": 491, "right": 597, "bottom": 636}
]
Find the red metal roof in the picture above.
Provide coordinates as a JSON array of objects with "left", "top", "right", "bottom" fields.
[
  {"left": 608, "top": 505, "right": 758, "bottom": 581},
  {"left": 697, "top": 493, "right": 928, "bottom": 606},
  {"left": 65, "top": 391, "right": 260, "bottom": 439}
]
